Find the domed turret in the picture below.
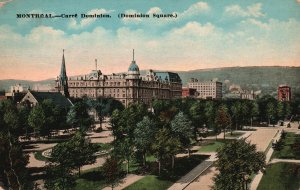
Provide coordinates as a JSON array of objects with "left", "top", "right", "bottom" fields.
[{"left": 127, "top": 49, "right": 140, "bottom": 79}]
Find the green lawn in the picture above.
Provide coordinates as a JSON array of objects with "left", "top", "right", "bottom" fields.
[
  {"left": 272, "top": 133, "right": 300, "bottom": 159},
  {"left": 124, "top": 175, "right": 173, "bottom": 190},
  {"left": 225, "top": 132, "right": 244, "bottom": 138},
  {"left": 34, "top": 149, "right": 49, "bottom": 161},
  {"left": 124, "top": 155, "right": 209, "bottom": 190},
  {"left": 198, "top": 139, "right": 233, "bottom": 152},
  {"left": 257, "top": 163, "right": 300, "bottom": 190},
  {"left": 75, "top": 168, "right": 107, "bottom": 190}
]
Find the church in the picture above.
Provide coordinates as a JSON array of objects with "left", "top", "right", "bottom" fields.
[{"left": 55, "top": 50, "right": 182, "bottom": 107}]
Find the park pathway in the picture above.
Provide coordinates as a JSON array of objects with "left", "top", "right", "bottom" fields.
[
  {"left": 185, "top": 127, "right": 279, "bottom": 190},
  {"left": 269, "top": 159, "right": 300, "bottom": 164},
  {"left": 250, "top": 129, "right": 282, "bottom": 190},
  {"left": 167, "top": 154, "right": 216, "bottom": 190},
  {"left": 102, "top": 174, "right": 144, "bottom": 190}
]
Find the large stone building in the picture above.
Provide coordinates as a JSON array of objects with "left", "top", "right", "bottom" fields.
[
  {"left": 55, "top": 50, "right": 182, "bottom": 106},
  {"left": 188, "top": 78, "right": 222, "bottom": 99},
  {"left": 278, "top": 85, "right": 291, "bottom": 101}
]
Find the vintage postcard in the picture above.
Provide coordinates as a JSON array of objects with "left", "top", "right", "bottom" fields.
[{"left": 0, "top": 0, "right": 299, "bottom": 190}]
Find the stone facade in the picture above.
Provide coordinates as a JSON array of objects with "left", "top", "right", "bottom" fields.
[
  {"left": 55, "top": 50, "right": 182, "bottom": 107},
  {"left": 188, "top": 78, "right": 222, "bottom": 99}
]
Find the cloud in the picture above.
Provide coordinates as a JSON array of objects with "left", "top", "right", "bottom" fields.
[
  {"left": 0, "top": 17, "right": 299, "bottom": 80},
  {"left": 69, "top": 8, "right": 114, "bottom": 29},
  {"left": 122, "top": 1, "right": 210, "bottom": 25},
  {"left": 181, "top": 1, "right": 210, "bottom": 17},
  {"left": 171, "top": 21, "right": 216, "bottom": 37},
  {"left": 225, "top": 3, "right": 265, "bottom": 17},
  {"left": 0, "top": 0, "right": 12, "bottom": 8}
]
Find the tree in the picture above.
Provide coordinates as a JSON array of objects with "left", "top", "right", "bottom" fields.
[
  {"left": 49, "top": 132, "right": 97, "bottom": 176},
  {"left": 44, "top": 164, "right": 76, "bottom": 190},
  {"left": 134, "top": 116, "right": 155, "bottom": 166},
  {"left": 28, "top": 105, "right": 47, "bottom": 137},
  {"left": 17, "top": 105, "right": 30, "bottom": 137},
  {"left": 152, "top": 128, "right": 181, "bottom": 174},
  {"left": 0, "top": 100, "right": 31, "bottom": 190},
  {"left": 266, "top": 102, "right": 276, "bottom": 126},
  {"left": 241, "top": 101, "right": 250, "bottom": 127},
  {"left": 204, "top": 101, "right": 216, "bottom": 130},
  {"left": 113, "top": 138, "right": 134, "bottom": 174},
  {"left": 171, "top": 112, "right": 193, "bottom": 156},
  {"left": 67, "top": 101, "right": 93, "bottom": 132},
  {"left": 214, "top": 140, "right": 265, "bottom": 190},
  {"left": 102, "top": 157, "right": 123, "bottom": 190},
  {"left": 230, "top": 101, "right": 242, "bottom": 130},
  {"left": 249, "top": 101, "right": 259, "bottom": 127},
  {"left": 189, "top": 101, "right": 206, "bottom": 138},
  {"left": 215, "top": 104, "right": 231, "bottom": 139}
]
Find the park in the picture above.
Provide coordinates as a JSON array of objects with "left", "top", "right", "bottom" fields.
[{"left": 0, "top": 95, "right": 300, "bottom": 190}]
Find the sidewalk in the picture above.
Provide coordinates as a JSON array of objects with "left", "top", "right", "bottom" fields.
[
  {"left": 102, "top": 174, "right": 144, "bottom": 190},
  {"left": 269, "top": 159, "right": 300, "bottom": 164},
  {"left": 250, "top": 129, "right": 282, "bottom": 190},
  {"left": 167, "top": 154, "right": 216, "bottom": 190}
]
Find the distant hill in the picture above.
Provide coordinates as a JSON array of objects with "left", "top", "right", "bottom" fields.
[
  {"left": 0, "top": 79, "right": 55, "bottom": 92},
  {"left": 1, "top": 66, "right": 299, "bottom": 97}
]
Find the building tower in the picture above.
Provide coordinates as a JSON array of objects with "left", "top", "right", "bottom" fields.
[
  {"left": 127, "top": 49, "right": 140, "bottom": 79},
  {"left": 126, "top": 49, "right": 140, "bottom": 105},
  {"left": 58, "top": 49, "right": 69, "bottom": 97}
]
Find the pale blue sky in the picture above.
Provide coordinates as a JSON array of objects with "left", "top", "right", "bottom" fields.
[{"left": 0, "top": 0, "right": 299, "bottom": 80}]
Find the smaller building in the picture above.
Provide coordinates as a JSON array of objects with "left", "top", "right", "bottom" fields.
[
  {"left": 278, "top": 85, "right": 291, "bottom": 101},
  {"left": 188, "top": 79, "right": 222, "bottom": 99},
  {"left": 240, "top": 90, "right": 256, "bottom": 100},
  {"left": 182, "top": 87, "right": 198, "bottom": 98},
  {"left": 21, "top": 90, "right": 73, "bottom": 108}
]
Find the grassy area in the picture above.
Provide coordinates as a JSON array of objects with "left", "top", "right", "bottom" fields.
[
  {"left": 272, "top": 132, "right": 300, "bottom": 159},
  {"left": 225, "top": 132, "right": 244, "bottom": 138},
  {"left": 96, "top": 143, "right": 113, "bottom": 150},
  {"left": 34, "top": 150, "right": 49, "bottom": 161},
  {"left": 75, "top": 167, "right": 107, "bottom": 190},
  {"left": 125, "top": 155, "right": 209, "bottom": 190},
  {"left": 198, "top": 139, "right": 234, "bottom": 152},
  {"left": 124, "top": 175, "right": 173, "bottom": 190},
  {"left": 257, "top": 163, "right": 300, "bottom": 190}
]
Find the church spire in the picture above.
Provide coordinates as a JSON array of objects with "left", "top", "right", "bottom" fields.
[{"left": 59, "top": 49, "right": 69, "bottom": 97}]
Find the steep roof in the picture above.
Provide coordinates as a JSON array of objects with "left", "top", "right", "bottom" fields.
[
  {"left": 154, "top": 72, "right": 182, "bottom": 83},
  {"left": 30, "top": 91, "right": 73, "bottom": 107}
]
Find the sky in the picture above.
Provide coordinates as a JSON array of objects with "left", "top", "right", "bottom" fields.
[{"left": 0, "top": 0, "right": 299, "bottom": 80}]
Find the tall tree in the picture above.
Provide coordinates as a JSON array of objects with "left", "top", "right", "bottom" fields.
[
  {"left": 214, "top": 140, "right": 265, "bottom": 190},
  {"left": 44, "top": 164, "right": 76, "bottom": 190},
  {"left": 113, "top": 138, "right": 134, "bottom": 174},
  {"left": 266, "top": 102, "right": 276, "bottom": 126},
  {"left": 102, "top": 157, "right": 123, "bottom": 190},
  {"left": 249, "top": 101, "right": 259, "bottom": 127},
  {"left": 215, "top": 104, "right": 231, "bottom": 139},
  {"left": 152, "top": 128, "right": 181, "bottom": 174},
  {"left": 0, "top": 100, "right": 31, "bottom": 190},
  {"left": 204, "top": 101, "right": 216, "bottom": 131},
  {"left": 134, "top": 116, "right": 155, "bottom": 166},
  {"left": 49, "top": 132, "right": 97, "bottom": 176},
  {"left": 189, "top": 101, "right": 206, "bottom": 138},
  {"left": 28, "top": 105, "right": 47, "bottom": 137},
  {"left": 230, "top": 101, "right": 242, "bottom": 130},
  {"left": 67, "top": 101, "right": 93, "bottom": 132},
  {"left": 171, "top": 112, "right": 193, "bottom": 156}
]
